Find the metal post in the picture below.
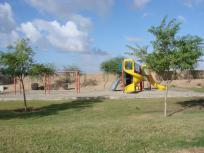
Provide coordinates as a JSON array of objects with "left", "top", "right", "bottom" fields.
[
  {"left": 139, "top": 66, "right": 143, "bottom": 92},
  {"left": 48, "top": 75, "right": 50, "bottom": 94},
  {"left": 78, "top": 72, "right": 80, "bottom": 93},
  {"left": 44, "top": 74, "right": 46, "bottom": 95},
  {"left": 121, "top": 62, "right": 125, "bottom": 92},
  {"left": 75, "top": 72, "right": 77, "bottom": 93},
  {"left": 14, "top": 77, "right": 16, "bottom": 95},
  {"left": 19, "top": 80, "right": 22, "bottom": 95}
]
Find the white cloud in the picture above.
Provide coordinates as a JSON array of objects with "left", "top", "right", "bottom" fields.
[
  {"left": 26, "top": 0, "right": 115, "bottom": 17},
  {"left": 126, "top": 36, "right": 143, "bottom": 43},
  {"left": 183, "top": 0, "right": 204, "bottom": 7},
  {"left": 20, "top": 22, "right": 42, "bottom": 43},
  {"left": 0, "top": 2, "right": 19, "bottom": 47},
  {"left": 133, "top": 0, "right": 151, "bottom": 8},
  {"left": 0, "top": 30, "right": 19, "bottom": 47},
  {"left": 177, "top": 15, "right": 186, "bottom": 23},
  {"left": 0, "top": 2, "right": 108, "bottom": 56},
  {"left": 0, "top": 2, "right": 15, "bottom": 33},
  {"left": 69, "top": 15, "right": 92, "bottom": 31},
  {"left": 20, "top": 19, "right": 91, "bottom": 52},
  {"left": 143, "top": 12, "right": 151, "bottom": 17}
]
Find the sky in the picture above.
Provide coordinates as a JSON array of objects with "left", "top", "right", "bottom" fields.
[{"left": 0, "top": 0, "right": 204, "bottom": 72}]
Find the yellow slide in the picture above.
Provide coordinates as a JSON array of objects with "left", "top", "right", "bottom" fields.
[
  {"left": 146, "top": 74, "right": 166, "bottom": 90},
  {"left": 123, "top": 69, "right": 143, "bottom": 93},
  {"left": 141, "top": 65, "right": 166, "bottom": 90}
]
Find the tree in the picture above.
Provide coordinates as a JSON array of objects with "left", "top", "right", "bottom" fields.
[
  {"left": 30, "top": 63, "right": 56, "bottom": 79},
  {"left": 100, "top": 57, "right": 124, "bottom": 74},
  {"left": 100, "top": 57, "right": 124, "bottom": 88},
  {"left": 172, "top": 35, "right": 203, "bottom": 82},
  {"left": 62, "top": 65, "right": 82, "bottom": 84},
  {"left": 127, "top": 17, "right": 203, "bottom": 117},
  {"left": 126, "top": 44, "right": 148, "bottom": 63},
  {"left": 64, "top": 65, "right": 81, "bottom": 73},
  {"left": 0, "top": 39, "right": 33, "bottom": 111}
]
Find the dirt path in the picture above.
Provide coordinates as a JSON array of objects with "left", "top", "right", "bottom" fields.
[{"left": 1, "top": 88, "right": 204, "bottom": 101}]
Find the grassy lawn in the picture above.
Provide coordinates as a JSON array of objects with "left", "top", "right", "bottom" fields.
[
  {"left": 190, "top": 87, "right": 204, "bottom": 93},
  {"left": 0, "top": 97, "right": 204, "bottom": 153}
]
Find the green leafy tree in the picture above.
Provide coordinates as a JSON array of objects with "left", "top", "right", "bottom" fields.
[
  {"left": 100, "top": 57, "right": 124, "bottom": 74},
  {"left": 126, "top": 45, "right": 148, "bottom": 63},
  {"left": 0, "top": 39, "right": 33, "bottom": 111},
  {"left": 30, "top": 63, "right": 56, "bottom": 79},
  {"left": 172, "top": 35, "right": 203, "bottom": 82},
  {"left": 100, "top": 57, "right": 124, "bottom": 88},
  {"left": 127, "top": 17, "right": 203, "bottom": 116},
  {"left": 64, "top": 65, "right": 81, "bottom": 73},
  {"left": 62, "top": 65, "right": 82, "bottom": 84}
]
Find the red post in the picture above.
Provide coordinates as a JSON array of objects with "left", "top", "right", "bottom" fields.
[
  {"left": 78, "top": 72, "right": 80, "bottom": 93},
  {"left": 48, "top": 75, "right": 51, "bottom": 94},
  {"left": 121, "top": 62, "right": 125, "bottom": 92},
  {"left": 75, "top": 72, "right": 77, "bottom": 93},
  {"left": 149, "top": 82, "right": 151, "bottom": 90},
  {"left": 44, "top": 74, "right": 47, "bottom": 95},
  {"left": 14, "top": 77, "right": 16, "bottom": 95},
  {"left": 19, "top": 81, "right": 22, "bottom": 95},
  {"left": 27, "top": 78, "right": 29, "bottom": 93}
]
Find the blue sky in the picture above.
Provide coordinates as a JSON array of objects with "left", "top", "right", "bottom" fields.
[{"left": 0, "top": 0, "right": 204, "bottom": 72}]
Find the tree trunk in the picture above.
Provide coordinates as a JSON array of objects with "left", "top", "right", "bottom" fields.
[
  {"left": 164, "top": 80, "right": 169, "bottom": 117},
  {"left": 20, "top": 78, "right": 28, "bottom": 111}
]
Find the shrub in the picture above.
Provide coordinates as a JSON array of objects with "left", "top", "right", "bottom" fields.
[
  {"left": 82, "top": 79, "right": 97, "bottom": 87},
  {"left": 31, "top": 83, "right": 39, "bottom": 90}
]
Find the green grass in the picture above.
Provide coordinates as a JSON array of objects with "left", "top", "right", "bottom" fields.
[
  {"left": 190, "top": 87, "right": 204, "bottom": 93},
  {"left": 0, "top": 97, "right": 204, "bottom": 153}
]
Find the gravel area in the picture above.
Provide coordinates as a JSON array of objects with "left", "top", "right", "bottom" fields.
[{"left": 0, "top": 88, "right": 204, "bottom": 101}]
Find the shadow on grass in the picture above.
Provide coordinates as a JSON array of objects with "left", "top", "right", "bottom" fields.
[
  {"left": 0, "top": 97, "right": 105, "bottom": 120},
  {"left": 168, "top": 98, "right": 204, "bottom": 116}
]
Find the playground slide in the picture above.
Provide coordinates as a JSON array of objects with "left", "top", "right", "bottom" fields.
[
  {"left": 123, "top": 69, "right": 143, "bottom": 92},
  {"left": 111, "top": 79, "right": 120, "bottom": 91},
  {"left": 124, "top": 70, "right": 143, "bottom": 83},
  {"left": 146, "top": 74, "right": 166, "bottom": 90},
  {"left": 141, "top": 65, "right": 166, "bottom": 90}
]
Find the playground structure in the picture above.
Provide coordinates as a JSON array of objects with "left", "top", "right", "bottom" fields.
[
  {"left": 12, "top": 71, "right": 81, "bottom": 95},
  {"left": 112, "top": 59, "right": 166, "bottom": 93}
]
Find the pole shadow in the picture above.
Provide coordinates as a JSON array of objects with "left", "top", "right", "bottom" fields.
[{"left": 168, "top": 98, "right": 204, "bottom": 117}]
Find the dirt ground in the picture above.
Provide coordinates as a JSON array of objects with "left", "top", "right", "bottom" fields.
[{"left": 1, "top": 73, "right": 204, "bottom": 101}]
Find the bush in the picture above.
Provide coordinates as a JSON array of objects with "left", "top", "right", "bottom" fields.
[
  {"left": 197, "top": 83, "right": 202, "bottom": 87},
  {"left": 82, "top": 79, "right": 97, "bottom": 87},
  {"left": 62, "top": 83, "right": 69, "bottom": 90},
  {"left": 31, "top": 83, "right": 39, "bottom": 90},
  {"left": 38, "top": 86, "right": 44, "bottom": 90}
]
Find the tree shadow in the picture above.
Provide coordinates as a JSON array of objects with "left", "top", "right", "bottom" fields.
[
  {"left": 168, "top": 98, "right": 204, "bottom": 117},
  {"left": 0, "top": 96, "right": 105, "bottom": 120}
]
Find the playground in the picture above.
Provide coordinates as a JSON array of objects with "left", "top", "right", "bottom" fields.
[
  {"left": 0, "top": 2, "right": 204, "bottom": 152},
  {"left": 1, "top": 85, "right": 204, "bottom": 101},
  {"left": 1, "top": 58, "right": 204, "bottom": 101}
]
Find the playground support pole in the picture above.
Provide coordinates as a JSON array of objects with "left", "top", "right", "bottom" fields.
[
  {"left": 75, "top": 71, "right": 80, "bottom": 94},
  {"left": 75, "top": 72, "right": 77, "bottom": 93},
  {"left": 27, "top": 78, "right": 29, "bottom": 93},
  {"left": 44, "top": 74, "right": 47, "bottom": 95},
  {"left": 14, "top": 77, "right": 16, "bottom": 95},
  {"left": 139, "top": 66, "right": 143, "bottom": 91},
  {"left": 20, "top": 80, "right": 22, "bottom": 95},
  {"left": 121, "top": 62, "right": 125, "bottom": 92},
  {"left": 78, "top": 72, "right": 80, "bottom": 93},
  {"left": 48, "top": 75, "right": 50, "bottom": 94}
]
